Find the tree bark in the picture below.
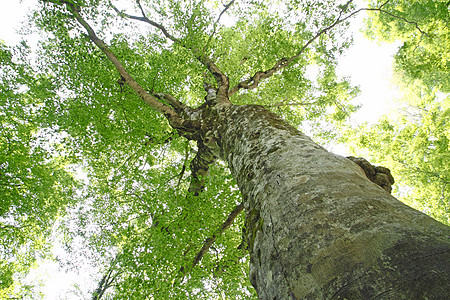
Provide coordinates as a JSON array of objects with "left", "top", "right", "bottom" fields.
[{"left": 209, "top": 104, "right": 450, "bottom": 299}]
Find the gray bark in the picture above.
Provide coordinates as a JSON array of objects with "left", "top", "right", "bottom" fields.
[{"left": 209, "top": 105, "right": 450, "bottom": 299}]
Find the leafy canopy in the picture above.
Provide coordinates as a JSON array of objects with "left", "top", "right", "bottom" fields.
[
  {"left": 343, "top": 0, "right": 449, "bottom": 225},
  {"left": 0, "top": 41, "right": 78, "bottom": 298},
  {"left": 364, "top": 0, "right": 450, "bottom": 92},
  {"left": 3, "top": 0, "right": 447, "bottom": 298}
]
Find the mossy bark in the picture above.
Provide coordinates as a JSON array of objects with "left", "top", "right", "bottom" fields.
[{"left": 211, "top": 105, "right": 450, "bottom": 299}]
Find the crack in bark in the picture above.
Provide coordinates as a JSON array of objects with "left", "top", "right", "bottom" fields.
[
  {"left": 401, "top": 249, "right": 450, "bottom": 262},
  {"left": 268, "top": 215, "right": 298, "bottom": 300},
  {"left": 369, "top": 288, "right": 394, "bottom": 300},
  {"left": 329, "top": 271, "right": 369, "bottom": 300}
]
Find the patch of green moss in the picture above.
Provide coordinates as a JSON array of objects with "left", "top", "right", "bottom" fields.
[{"left": 245, "top": 207, "right": 264, "bottom": 252}]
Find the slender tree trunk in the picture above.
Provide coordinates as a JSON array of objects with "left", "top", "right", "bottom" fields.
[{"left": 211, "top": 105, "right": 450, "bottom": 299}]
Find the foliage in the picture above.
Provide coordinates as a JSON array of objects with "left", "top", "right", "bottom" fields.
[
  {"left": 340, "top": 0, "right": 450, "bottom": 226},
  {"left": 0, "top": 41, "right": 78, "bottom": 298},
  {"left": 364, "top": 0, "right": 450, "bottom": 92},
  {"left": 343, "top": 83, "right": 449, "bottom": 225},
  {"left": 18, "top": 0, "right": 362, "bottom": 298},
  {"left": 3, "top": 0, "right": 447, "bottom": 298}
]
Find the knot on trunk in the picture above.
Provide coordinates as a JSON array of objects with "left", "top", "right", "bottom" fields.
[{"left": 347, "top": 156, "right": 395, "bottom": 193}]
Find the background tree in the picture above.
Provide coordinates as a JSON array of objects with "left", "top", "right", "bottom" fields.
[
  {"left": 0, "top": 41, "right": 78, "bottom": 298},
  {"left": 343, "top": 0, "right": 449, "bottom": 225},
  {"left": 344, "top": 84, "right": 449, "bottom": 225},
  {"left": 364, "top": 0, "right": 450, "bottom": 92},
  {"left": 1, "top": 0, "right": 449, "bottom": 298}
]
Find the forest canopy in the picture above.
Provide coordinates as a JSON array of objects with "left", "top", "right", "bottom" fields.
[{"left": 1, "top": 0, "right": 448, "bottom": 298}]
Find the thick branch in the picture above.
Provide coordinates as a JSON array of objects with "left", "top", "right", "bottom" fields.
[
  {"left": 155, "top": 93, "right": 206, "bottom": 123},
  {"left": 191, "top": 202, "right": 245, "bottom": 268},
  {"left": 108, "top": 1, "right": 231, "bottom": 105},
  {"left": 64, "top": 3, "right": 198, "bottom": 133},
  {"left": 154, "top": 93, "right": 188, "bottom": 115}
]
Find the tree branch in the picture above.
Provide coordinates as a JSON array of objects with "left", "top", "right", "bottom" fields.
[
  {"left": 188, "top": 142, "right": 216, "bottom": 196},
  {"left": 92, "top": 256, "right": 122, "bottom": 300},
  {"left": 366, "top": 7, "right": 430, "bottom": 37},
  {"left": 229, "top": 0, "right": 430, "bottom": 96},
  {"left": 203, "top": 0, "right": 236, "bottom": 53},
  {"left": 154, "top": 93, "right": 206, "bottom": 122},
  {"left": 108, "top": 0, "right": 180, "bottom": 43},
  {"left": 61, "top": 3, "right": 199, "bottom": 135},
  {"left": 229, "top": 0, "right": 355, "bottom": 95},
  {"left": 135, "top": 0, "right": 147, "bottom": 19},
  {"left": 154, "top": 93, "right": 188, "bottom": 115},
  {"left": 0, "top": 224, "right": 23, "bottom": 231},
  {"left": 270, "top": 99, "right": 318, "bottom": 107},
  {"left": 108, "top": 0, "right": 231, "bottom": 106},
  {"left": 191, "top": 202, "right": 244, "bottom": 269},
  {"left": 176, "top": 143, "right": 190, "bottom": 187}
]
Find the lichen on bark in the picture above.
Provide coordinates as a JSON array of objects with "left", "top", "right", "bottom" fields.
[{"left": 210, "top": 104, "right": 450, "bottom": 300}]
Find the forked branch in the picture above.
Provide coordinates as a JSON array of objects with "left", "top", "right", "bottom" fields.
[
  {"left": 203, "top": 0, "right": 236, "bottom": 53},
  {"left": 92, "top": 256, "right": 122, "bottom": 300},
  {"left": 108, "top": 0, "right": 231, "bottom": 104},
  {"left": 108, "top": 0, "right": 180, "bottom": 43},
  {"left": 61, "top": 2, "right": 200, "bottom": 135},
  {"left": 191, "top": 202, "right": 245, "bottom": 269},
  {"left": 229, "top": 0, "right": 355, "bottom": 95}
]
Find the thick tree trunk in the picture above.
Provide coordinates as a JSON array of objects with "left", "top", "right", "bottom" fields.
[{"left": 211, "top": 105, "right": 450, "bottom": 299}]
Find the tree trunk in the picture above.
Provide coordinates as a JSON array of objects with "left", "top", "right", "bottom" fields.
[{"left": 210, "top": 105, "right": 450, "bottom": 299}]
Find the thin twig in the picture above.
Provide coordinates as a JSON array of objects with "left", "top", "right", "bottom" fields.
[
  {"left": 135, "top": 0, "right": 147, "bottom": 18},
  {"left": 108, "top": 0, "right": 180, "bottom": 43},
  {"left": 270, "top": 99, "right": 317, "bottom": 107},
  {"left": 203, "top": 0, "right": 236, "bottom": 53},
  {"left": 229, "top": 0, "right": 430, "bottom": 95},
  {"left": 108, "top": 0, "right": 231, "bottom": 104}
]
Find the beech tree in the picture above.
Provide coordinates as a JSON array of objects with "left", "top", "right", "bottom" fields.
[{"left": 2, "top": 0, "right": 449, "bottom": 298}]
